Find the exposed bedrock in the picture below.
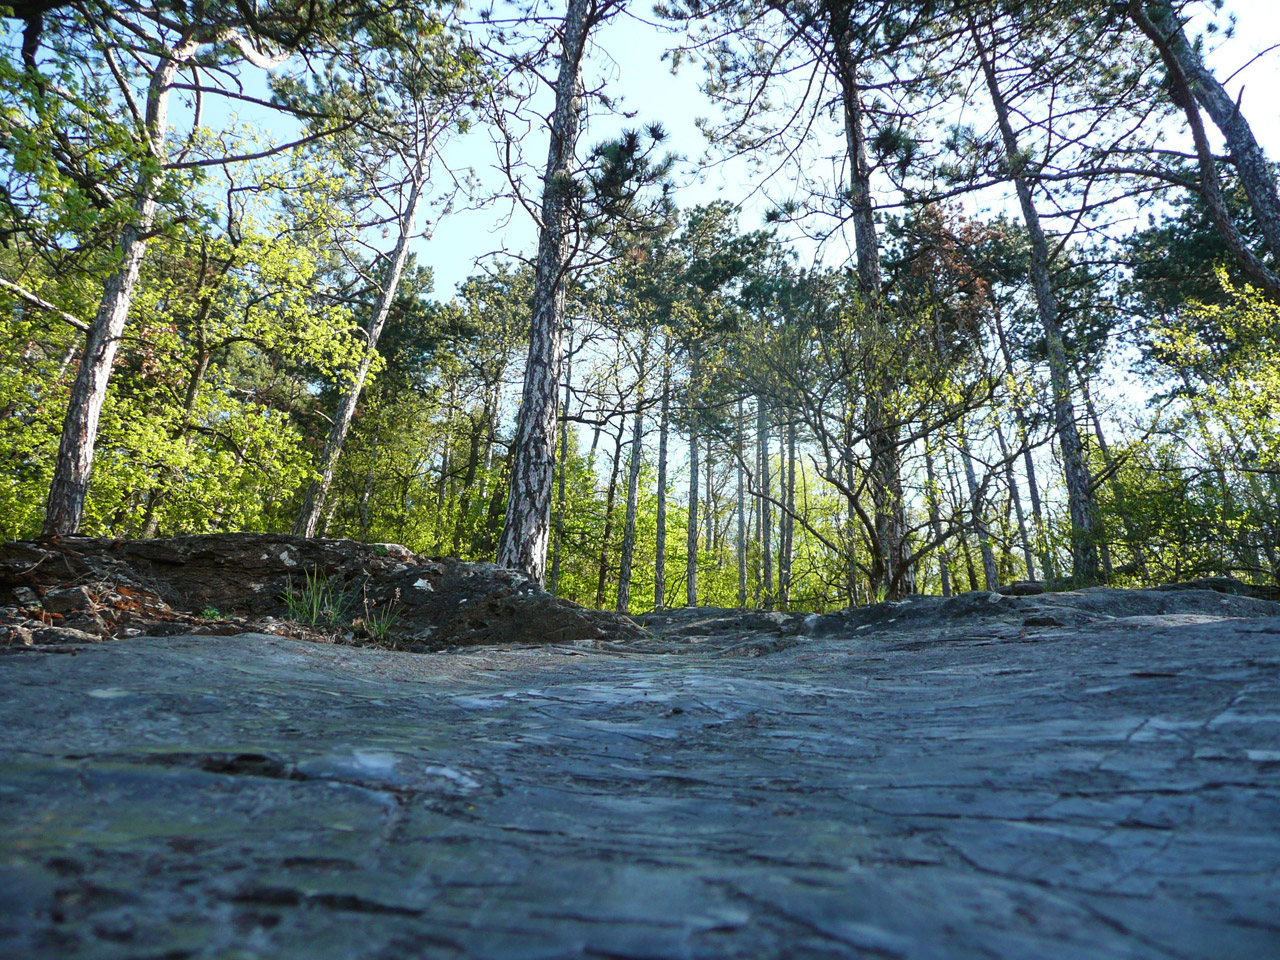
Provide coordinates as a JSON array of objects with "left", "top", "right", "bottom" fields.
[
  {"left": 1, "top": 577, "right": 1279, "bottom": 957},
  {"left": 0, "top": 534, "right": 646, "bottom": 649}
]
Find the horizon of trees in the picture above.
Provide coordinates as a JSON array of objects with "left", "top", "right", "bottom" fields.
[{"left": 1, "top": 0, "right": 1278, "bottom": 613}]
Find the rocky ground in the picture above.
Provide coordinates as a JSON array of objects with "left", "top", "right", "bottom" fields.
[
  {"left": 0, "top": 535, "right": 645, "bottom": 650},
  {"left": 1, "top": 536, "right": 1279, "bottom": 958}
]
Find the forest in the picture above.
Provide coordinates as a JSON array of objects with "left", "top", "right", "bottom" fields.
[{"left": 1, "top": 0, "right": 1277, "bottom": 615}]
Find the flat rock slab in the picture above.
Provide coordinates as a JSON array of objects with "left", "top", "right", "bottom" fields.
[{"left": 1, "top": 614, "right": 1279, "bottom": 959}]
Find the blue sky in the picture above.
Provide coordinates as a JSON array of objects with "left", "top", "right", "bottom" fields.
[
  {"left": 10, "top": 3, "right": 1272, "bottom": 299},
  {"left": 422, "top": 1, "right": 1280, "bottom": 298}
]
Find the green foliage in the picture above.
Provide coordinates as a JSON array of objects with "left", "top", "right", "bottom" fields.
[
  {"left": 356, "top": 586, "right": 402, "bottom": 642},
  {"left": 0, "top": 167, "right": 365, "bottom": 538},
  {"left": 2, "top": 0, "right": 1278, "bottom": 606},
  {"left": 1151, "top": 275, "right": 1280, "bottom": 469},
  {"left": 283, "top": 569, "right": 356, "bottom": 629}
]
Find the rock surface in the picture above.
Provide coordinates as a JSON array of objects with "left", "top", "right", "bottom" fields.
[
  {"left": 0, "top": 534, "right": 645, "bottom": 650},
  {"left": 2, "top": 589, "right": 1279, "bottom": 959}
]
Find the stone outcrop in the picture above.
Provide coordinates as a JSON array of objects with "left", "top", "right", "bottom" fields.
[
  {"left": 6, "top": 534, "right": 1278, "bottom": 657},
  {"left": 632, "top": 583, "right": 1280, "bottom": 653},
  {"left": 2, "top": 593, "right": 1278, "bottom": 958},
  {"left": 0, "top": 534, "right": 646, "bottom": 650},
  {"left": 806, "top": 584, "right": 1280, "bottom": 639}
]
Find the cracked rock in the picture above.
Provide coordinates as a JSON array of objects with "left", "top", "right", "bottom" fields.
[{"left": 2, "top": 598, "right": 1279, "bottom": 958}]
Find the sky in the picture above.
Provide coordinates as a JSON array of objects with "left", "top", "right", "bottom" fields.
[
  {"left": 423, "top": 5, "right": 743, "bottom": 298},
  {"left": 7, "top": 1, "right": 1277, "bottom": 300},
  {"left": 419, "top": 1, "right": 1280, "bottom": 299}
]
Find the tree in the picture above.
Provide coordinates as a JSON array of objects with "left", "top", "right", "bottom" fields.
[
  {"left": 5, "top": 0, "right": 368, "bottom": 535},
  {"left": 495, "top": 0, "right": 674, "bottom": 584},
  {"left": 1127, "top": 0, "right": 1280, "bottom": 299},
  {"left": 290, "top": 6, "right": 483, "bottom": 536},
  {"left": 965, "top": 8, "right": 1101, "bottom": 583},
  {"left": 0, "top": 158, "right": 364, "bottom": 538},
  {"left": 669, "top": 204, "right": 773, "bottom": 605}
]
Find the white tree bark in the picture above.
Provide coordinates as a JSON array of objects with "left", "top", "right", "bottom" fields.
[{"left": 43, "top": 37, "right": 198, "bottom": 535}]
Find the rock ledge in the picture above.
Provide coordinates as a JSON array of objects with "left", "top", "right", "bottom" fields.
[{"left": 0, "top": 533, "right": 646, "bottom": 650}]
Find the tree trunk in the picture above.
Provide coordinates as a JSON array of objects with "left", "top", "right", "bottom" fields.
[
  {"left": 433, "top": 386, "right": 454, "bottom": 553},
  {"left": 992, "top": 304, "right": 1056, "bottom": 583},
  {"left": 496, "top": 0, "right": 595, "bottom": 584},
  {"left": 780, "top": 419, "right": 796, "bottom": 608},
  {"left": 1020, "top": 413, "right": 1056, "bottom": 583},
  {"left": 480, "top": 442, "right": 512, "bottom": 555},
  {"left": 758, "top": 399, "right": 773, "bottom": 608},
  {"left": 686, "top": 409, "right": 699, "bottom": 607},
  {"left": 924, "top": 446, "right": 953, "bottom": 598},
  {"left": 974, "top": 24, "right": 1100, "bottom": 585},
  {"left": 358, "top": 436, "right": 378, "bottom": 539},
  {"left": 616, "top": 337, "right": 649, "bottom": 613},
  {"left": 1080, "top": 377, "right": 1154, "bottom": 581},
  {"left": 43, "top": 38, "right": 197, "bottom": 535},
  {"left": 960, "top": 428, "right": 1000, "bottom": 591},
  {"left": 451, "top": 413, "right": 484, "bottom": 556},
  {"left": 1180, "top": 370, "right": 1239, "bottom": 577},
  {"left": 1133, "top": 0, "right": 1280, "bottom": 274},
  {"left": 831, "top": 25, "right": 881, "bottom": 296},
  {"left": 870, "top": 426, "right": 911, "bottom": 597},
  {"left": 317, "top": 500, "right": 337, "bottom": 539},
  {"left": 830, "top": 26, "right": 911, "bottom": 599},
  {"left": 549, "top": 343, "right": 574, "bottom": 596},
  {"left": 295, "top": 171, "right": 426, "bottom": 537},
  {"left": 736, "top": 398, "right": 747, "bottom": 607},
  {"left": 842, "top": 412, "right": 860, "bottom": 606},
  {"left": 961, "top": 534, "right": 979, "bottom": 592},
  {"left": 596, "top": 426, "right": 624, "bottom": 609},
  {"left": 943, "top": 449, "right": 978, "bottom": 591},
  {"left": 994, "top": 423, "right": 1036, "bottom": 582},
  {"left": 476, "top": 383, "right": 500, "bottom": 507},
  {"left": 705, "top": 439, "right": 714, "bottom": 552},
  {"left": 1078, "top": 382, "right": 1114, "bottom": 583},
  {"left": 655, "top": 352, "right": 670, "bottom": 610}
]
